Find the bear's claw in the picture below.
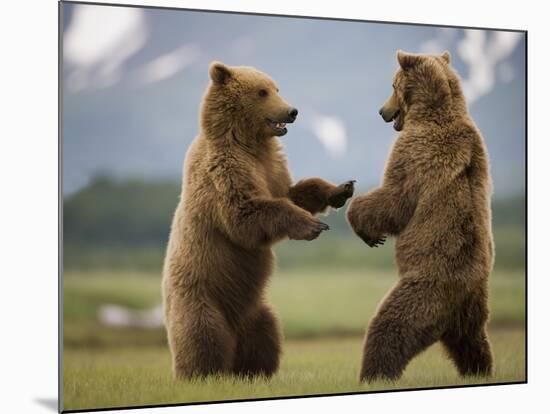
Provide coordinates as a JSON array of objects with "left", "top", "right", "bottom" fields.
[
  {"left": 289, "top": 218, "right": 330, "bottom": 241},
  {"left": 358, "top": 232, "right": 386, "bottom": 248},
  {"left": 302, "top": 221, "right": 330, "bottom": 241}
]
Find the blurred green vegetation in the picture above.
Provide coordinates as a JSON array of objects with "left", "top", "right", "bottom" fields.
[
  {"left": 62, "top": 175, "right": 525, "bottom": 345},
  {"left": 63, "top": 176, "right": 526, "bottom": 272},
  {"left": 63, "top": 268, "right": 524, "bottom": 347}
]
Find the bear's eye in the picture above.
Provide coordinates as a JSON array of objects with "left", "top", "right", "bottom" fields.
[{"left": 258, "top": 89, "right": 268, "bottom": 97}]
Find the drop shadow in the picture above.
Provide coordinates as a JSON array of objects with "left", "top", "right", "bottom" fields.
[{"left": 34, "top": 398, "right": 58, "bottom": 412}]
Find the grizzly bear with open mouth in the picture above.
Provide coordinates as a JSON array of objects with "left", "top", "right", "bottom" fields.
[
  {"left": 347, "top": 50, "right": 494, "bottom": 382},
  {"left": 162, "top": 62, "right": 355, "bottom": 380}
]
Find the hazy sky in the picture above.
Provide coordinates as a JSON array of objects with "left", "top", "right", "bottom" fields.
[{"left": 62, "top": 3, "right": 526, "bottom": 197}]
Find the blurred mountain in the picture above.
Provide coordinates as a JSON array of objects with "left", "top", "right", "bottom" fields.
[{"left": 62, "top": 4, "right": 526, "bottom": 197}]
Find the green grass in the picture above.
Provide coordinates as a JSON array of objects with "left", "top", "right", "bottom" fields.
[
  {"left": 62, "top": 268, "right": 525, "bottom": 411},
  {"left": 63, "top": 327, "right": 525, "bottom": 411}
]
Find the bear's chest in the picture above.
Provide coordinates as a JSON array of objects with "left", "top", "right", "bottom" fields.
[{"left": 252, "top": 153, "right": 291, "bottom": 199}]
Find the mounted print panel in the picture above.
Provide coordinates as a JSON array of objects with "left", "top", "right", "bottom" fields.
[{"left": 60, "top": 1, "right": 526, "bottom": 412}]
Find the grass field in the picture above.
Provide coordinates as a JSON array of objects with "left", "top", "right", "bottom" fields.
[
  {"left": 62, "top": 268, "right": 525, "bottom": 411},
  {"left": 63, "top": 327, "right": 525, "bottom": 411}
]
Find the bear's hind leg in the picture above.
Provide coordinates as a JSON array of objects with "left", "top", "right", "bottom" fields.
[
  {"left": 167, "top": 301, "right": 236, "bottom": 380},
  {"left": 360, "top": 279, "right": 445, "bottom": 382},
  {"left": 441, "top": 328, "right": 493, "bottom": 377},
  {"left": 232, "top": 305, "right": 282, "bottom": 378},
  {"left": 441, "top": 296, "right": 493, "bottom": 377}
]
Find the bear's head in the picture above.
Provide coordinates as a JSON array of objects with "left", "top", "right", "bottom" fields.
[
  {"left": 202, "top": 62, "right": 298, "bottom": 140},
  {"left": 379, "top": 50, "right": 466, "bottom": 131}
]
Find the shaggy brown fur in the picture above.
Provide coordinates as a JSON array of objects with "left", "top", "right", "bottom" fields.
[
  {"left": 347, "top": 50, "right": 494, "bottom": 382},
  {"left": 162, "top": 62, "right": 354, "bottom": 380}
]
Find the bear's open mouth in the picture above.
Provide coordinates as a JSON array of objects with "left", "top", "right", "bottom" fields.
[
  {"left": 267, "top": 119, "right": 290, "bottom": 135},
  {"left": 381, "top": 107, "right": 403, "bottom": 131},
  {"left": 391, "top": 110, "right": 403, "bottom": 131}
]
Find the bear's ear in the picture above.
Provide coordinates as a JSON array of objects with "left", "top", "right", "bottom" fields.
[
  {"left": 441, "top": 51, "right": 451, "bottom": 64},
  {"left": 209, "top": 61, "right": 232, "bottom": 85},
  {"left": 397, "top": 50, "right": 421, "bottom": 70}
]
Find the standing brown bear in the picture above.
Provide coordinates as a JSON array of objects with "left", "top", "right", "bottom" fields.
[
  {"left": 162, "top": 62, "right": 355, "bottom": 380},
  {"left": 347, "top": 50, "right": 494, "bottom": 382}
]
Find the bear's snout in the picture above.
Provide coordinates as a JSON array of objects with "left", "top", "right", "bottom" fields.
[
  {"left": 288, "top": 108, "right": 298, "bottom": 122},
  {"left": 379, "top": 106, "right": 397, "bottom": 123}
]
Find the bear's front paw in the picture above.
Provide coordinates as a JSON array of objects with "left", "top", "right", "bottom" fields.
[
  {"left": 328, "top": 180, "right": 356, "bottom": 208},
  {"left": 288, "top": 215, "right": 330, "bottom": 241},
  {"left": 346, "top": 201, "right": 386, "bottom": 248}
]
